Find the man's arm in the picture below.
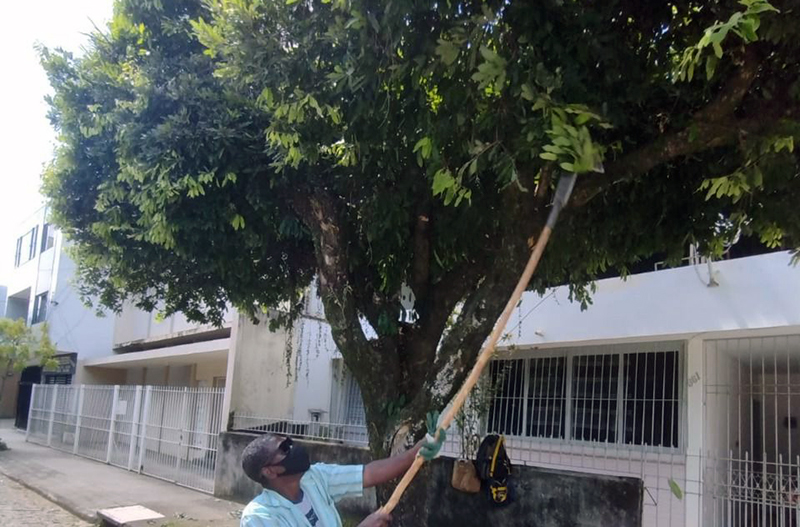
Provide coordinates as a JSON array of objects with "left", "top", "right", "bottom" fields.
[{"left": 362, "top": 441, "right": 423, "bottom": 488}]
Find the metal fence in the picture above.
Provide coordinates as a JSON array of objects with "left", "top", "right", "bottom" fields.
[{"left": 27, "top": 384, "right": 225, "bottom": 494}]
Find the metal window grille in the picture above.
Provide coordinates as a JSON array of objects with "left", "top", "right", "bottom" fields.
[
  {"left": 26, "top": 384, "right": 224, "bottom": 494},
  {"left": 526, "top": 356, "right": 567, "bottom": 439},
  {"left": 622, "top": 351, "right": 680, "bottom": 448},
  {"left": 489, "top": 346, "right": 681, "bottom": 449},
  {"left": 572, "top": 353, "right": 620, "bottom": 443}
]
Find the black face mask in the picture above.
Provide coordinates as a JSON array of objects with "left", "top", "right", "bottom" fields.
[{"left": 276, "top": 442, "right": 310, "bottom": 476}]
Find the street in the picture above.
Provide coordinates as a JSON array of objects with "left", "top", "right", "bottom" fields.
[{"left": 0, "top": 476, "right": 91, "bottom": 527}]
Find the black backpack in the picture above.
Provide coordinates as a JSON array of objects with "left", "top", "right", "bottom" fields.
[{"left": 474, "top": 433, "right": 514, "bottom": 506}]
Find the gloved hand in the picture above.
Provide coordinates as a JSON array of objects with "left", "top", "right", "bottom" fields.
[{"left": 419, "top": 411, "right": 447, "bottom": 461}]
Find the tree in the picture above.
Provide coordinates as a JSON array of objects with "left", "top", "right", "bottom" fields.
[
  {"left": 0, "top": 319, "right": 56, "bottom": 416},
  {"left": 42, "top": 0, "right": 800, "bottom": 459}
]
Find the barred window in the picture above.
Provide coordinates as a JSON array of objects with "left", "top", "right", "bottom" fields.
[{"left": 488, "top": 346, "right": 681, "bottom": 448}]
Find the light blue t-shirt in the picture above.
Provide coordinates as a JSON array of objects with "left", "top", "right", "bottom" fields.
[{"left": 241, "top": 463, "right": 364, "bottom": 527}]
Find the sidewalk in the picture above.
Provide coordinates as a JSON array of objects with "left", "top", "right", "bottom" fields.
[{"left": 0, "top": 420, "right": 243, "bottom": 526}]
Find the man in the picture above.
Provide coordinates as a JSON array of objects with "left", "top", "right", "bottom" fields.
[{"left": 240, "top": 415, "right": 445, "bottom": 527}]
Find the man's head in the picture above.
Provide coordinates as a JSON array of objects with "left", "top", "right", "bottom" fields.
[{"left": 242, "top": 434, "right": 311, "bottom": 487}]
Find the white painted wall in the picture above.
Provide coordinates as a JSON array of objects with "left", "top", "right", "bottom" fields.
[
  {"left": 113, "top": 302, "right": 234, "bottom": 347},
  {"left": 504, "top": 252, "right": 800, "bottom": 348},
  {"left": 5, "top": 207, "right": 47, "bottom": 299},
  {"left": 290, "top": 316, "right": 339, "bottom": 422},
  {"left": 0, "top": 285, "right": 7, "bottom": 318},
  {"left": 45, "top": 247, "right": 115, "bottom": 360},
  {"left": 227, "top": 313, "right": 296, "bottom": 418},
  {"left": 194, "top": 359, "right": 227, "bottom": 387}
]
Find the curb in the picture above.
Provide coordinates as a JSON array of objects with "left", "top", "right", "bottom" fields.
[{"left": 0, "top": 465, "right": 97, "bottom": 524}]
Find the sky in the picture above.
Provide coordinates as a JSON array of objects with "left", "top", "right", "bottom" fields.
[{"left": 0, "top": 0, "right": 113, "bottom": 285}]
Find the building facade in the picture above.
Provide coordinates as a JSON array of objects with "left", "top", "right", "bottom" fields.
[{"left": 3, "top": 206, "right": 115, "bottom": 423}]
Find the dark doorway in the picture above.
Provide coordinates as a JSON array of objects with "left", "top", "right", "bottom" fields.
[{"left": 14, "top": 366, "right": 42, "bottom": 429}]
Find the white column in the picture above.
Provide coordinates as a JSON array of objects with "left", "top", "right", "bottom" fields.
[
  {"left": 25, "top": 384, "right": 37, "bottom": 441},
  {"left": 175, "top": 387, "right": 190, "bottom": 473},
  {"left": 137, "top": 386, "right": 152, "bottom": 474},
  {"left": 127, "top": 386, "right": 143, "bottom": 471},
  {"left": 220, "top": 311, "right": 240, "bottom": 432},
  {"left": 106, "top": 385, "right": 120, "bottom": 463},
  {"left": 685, "top": 336, "right": 705, "bottom": 527},
  {"left": 46, "top": 385, "right": 58, "bottom": 446},
  {"left": 73, "top": 385, "right": 85, "bottom": 455}
]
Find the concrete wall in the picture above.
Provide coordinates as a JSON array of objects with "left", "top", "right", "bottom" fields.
[
  {"left": 227, "top": 314, "right": 295, "bottom": 419},
  {"left": 113, "top": 301, "right": 234, "bottom": 347},
  {"left": 504, "top": 252, "right": 800, "bottom": 349},
  {"left": 0, "top": 285, "right": 7, "bottom": 318},
  {"left": 5, "top": 295, "right": 28, "bottom": 321},
  {"left": 46, "top": 248, "right": 115, "bottom": 360},
  {"left": 194, "top": 359, "right": 227, "bottom": 387},
  {"left": 73, "top": 365, "right": 127, "bottom": 385},
  {"left": 291, "top": 316, "right": 340, "bottom": 422},
  {"left": 215, "top": 431, "right": 376, "bottom": 516},
  {"left": 215, "top": 432, "right": 642, "bottom": 527}
]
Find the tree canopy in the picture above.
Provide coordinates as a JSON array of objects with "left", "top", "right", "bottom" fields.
[
  {"left": 42, "top": 0, "right": 800, "bottom": 453},
  {"left": 0, "top": 320, "right": 56, "bottom": 406}
]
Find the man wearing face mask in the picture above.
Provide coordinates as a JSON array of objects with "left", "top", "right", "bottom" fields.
[{"left": 239, "top": 415, "right": 446, "bottom": 527}]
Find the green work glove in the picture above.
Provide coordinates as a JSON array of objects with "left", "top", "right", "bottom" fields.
[{"left": 419, "top": 411, "right": 447, "bottom": 461}]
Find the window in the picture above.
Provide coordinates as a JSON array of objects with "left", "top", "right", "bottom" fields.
[
  {"left": 40, "top": 223, "right": 55, "bottom": 252},
  {"left": 14, "top": 227, "right": 38, "bottom": 267},
  {"left": 488, "top": 346, "right": 681, "bottom": 449},
  {"left": 28, "top": 225, "right": 38, "bottom": 260},
  {"left": 14, "top": 237, "right": 22, "bottom": 267},
  {"left": 32, "top": 292, "right": 48, "bottom": 324},
  {"left": 332, "top": 360, "right": 366, "bottom": 426}
]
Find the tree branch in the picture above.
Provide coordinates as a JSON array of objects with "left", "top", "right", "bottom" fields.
[
  {"left": 290, "top": 189, "right": 394, "bottom": 385},
  {"left": 410, "top": 208, "right": 431, "bottom": 304},
  {"left": 570, "top": 45, "right": 787, "bottom": 207}
]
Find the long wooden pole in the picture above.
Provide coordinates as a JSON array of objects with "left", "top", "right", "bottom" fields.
[{"left": 381, "top": 172, "right": 577, "bottom": 514}]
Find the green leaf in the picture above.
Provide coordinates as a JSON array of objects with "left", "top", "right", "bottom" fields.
[
  {"left": 539, "top": 152, "right": 559, "bottom": 161},
  {"left": 559, "top": 162, "right": 575, "bottom": 172},
  {"left": 521, "top": 83, "right": 535, "bottom": 102},
  {"left": 668, "top": 479, "right": 683, "bottom": 500},
  {"left": 413, "top": 137, "right": 433, "bottom": 160},
  {"left": 432, "top": 169, "right": 455, "bottom": 196},
  {"left": 532, "top": 97, "right": 548, "bottom": 112},
  {"left": 712, "top": 40, "right": 724, "bottom": 59},
  {"left": 435, "top": 39, "right": 460, "bottom": 66},
  {"left": 231, "top": 214, "right": 245, "bottom": 230},
  {"left": 705, "top": 55, "right": 719, "bottom": 80},
  {"left": 774, "top": 136, "right": 794, "bottom": 153}
]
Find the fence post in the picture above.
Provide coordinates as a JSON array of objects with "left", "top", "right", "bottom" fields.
[
  {"left": 25, "top": 385, "right": 37, "bottom": 441},
  {"left": 175, "top": 387, "right": 190, "bottom": 475},
  {"left": 47, "top": 385, "right": 58, "bottom": 447},
  {"left": 127, "top": 386, "right": 143, "bottom": 471},
  {"left": 73, "top": 385, "right": 85, "bottom": 455},
  {"left": 106, "top": 385, "right": 120, "bottom": 464},
  {"left": 137, "top": 386, "right": 152, "bottom": 474}
]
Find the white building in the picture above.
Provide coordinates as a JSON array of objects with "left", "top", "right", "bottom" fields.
[
  {"left": 0, "top": 285, "right": 7, "bottom": 319},
  {"left": 3, "top": 206, "right": 115, "bottom": 380}
]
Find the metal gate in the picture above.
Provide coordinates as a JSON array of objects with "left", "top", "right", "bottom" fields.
[
  {"left": 704, "top": 335, "right": 800, "bottom": 527},
  {"left": 27, "top": 384, "right": 224, "bottom": 494}
]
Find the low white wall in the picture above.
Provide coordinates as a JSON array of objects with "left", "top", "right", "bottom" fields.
[{"left": 505, "top": 252, "right": 800, "bottom": 348}]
